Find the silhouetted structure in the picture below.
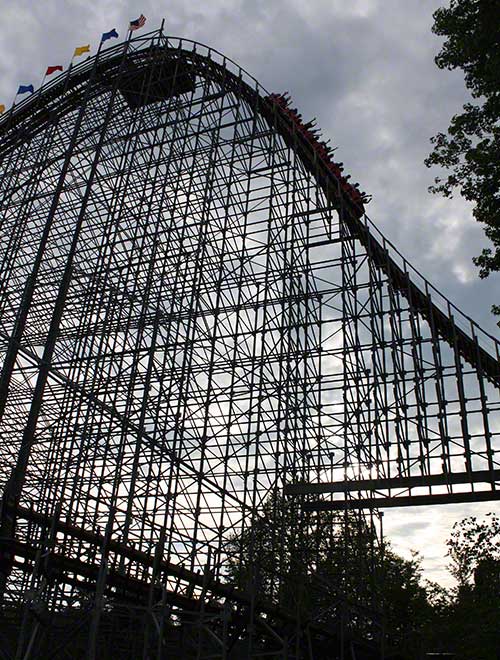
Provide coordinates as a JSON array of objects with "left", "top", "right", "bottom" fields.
[{"left": 0, "top": 27, "right": 498, "bottom": 659}]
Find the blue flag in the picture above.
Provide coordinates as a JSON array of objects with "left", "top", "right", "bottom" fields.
[
  {"left": 17, "top": 84, "right": 34, "bottom": 95},
  {"left": 101, "top": 28, "right": 119, "bottom": 42}
]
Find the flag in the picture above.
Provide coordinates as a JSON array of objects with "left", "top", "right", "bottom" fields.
[
  {"left": 17, "top": 85, "right": 34, "bottom": 95},
  {"left": 73, "top": 45, "right": 90, "bottom": 57},
  {"left": 46, "top": 65, "right": 63, "bottom": 76},
  {"left": 129, "top": 14, "right": 146, "bottom": 31},
  {"left": 102, "top": 28, "right": 119, "bottom": 42},
  {"left": 0, "top": 104, "right": 5, "bottom": 114}
]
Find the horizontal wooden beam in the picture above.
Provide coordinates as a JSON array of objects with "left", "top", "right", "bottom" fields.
[
  {"left": 303, "top": 490, "right": 500, "bottom": 511},
  {"left": 283, "top": 469, "right": 500, "bottom": 496}
]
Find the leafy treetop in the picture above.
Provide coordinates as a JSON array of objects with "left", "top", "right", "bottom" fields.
[{"left": 425, "top": 0, "right": 500, "bottom": 316}]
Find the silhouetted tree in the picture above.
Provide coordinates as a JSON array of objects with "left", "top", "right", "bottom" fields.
[
  {"left": 225, "top": 493, "right": 430, "bottom": 658},
  {"left": 424, "top": 0, "right": 500, "bottom": 320},
  {"left": 418, "top": 514, "right": 500, "bottom": 660},
  {"left": 443, "top": 514, "right": 500, "bottom": 660}
]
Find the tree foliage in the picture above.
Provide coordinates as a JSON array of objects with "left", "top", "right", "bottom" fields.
[
  {"left": 424, "top": 0, "right": 500, "bottom": 315},
  {"left": 446, "top": 512, "right": 500, "bottom": 587},
  {"left": 437, "top": 514, "right": 500, "bottom": 660},
  {"left": 226, "top": 497, "right": 500, "bottom": 659},
  {"left": 225, "top": 493, "right": 430, "bottom": 657}
]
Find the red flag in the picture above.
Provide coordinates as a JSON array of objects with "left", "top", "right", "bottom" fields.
[{"left": 46, "top": 65, "right": 63, "bottom": 76}]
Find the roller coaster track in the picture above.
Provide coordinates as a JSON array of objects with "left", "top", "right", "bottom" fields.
[
  {"left": 0, "top": 29, "right": 498, "bottom": 658},
  {"left": 1, "top": 36, "right": 498, "bottom": 389}
]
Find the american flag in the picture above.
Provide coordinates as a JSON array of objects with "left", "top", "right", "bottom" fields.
[{"left": 129, "top": 14, "right": 146, "bottom": 31}]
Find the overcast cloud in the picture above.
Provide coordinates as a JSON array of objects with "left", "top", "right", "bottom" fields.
[{"left": 1, "top": 0, "right": 498, "bottom": 587}]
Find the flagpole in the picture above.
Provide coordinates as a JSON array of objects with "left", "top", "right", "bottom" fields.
[
  {"left": 37, "top": 73, "right": 47, "bottom": 104},
  {"left": 97, "top": 33, "right": 105, "bottom": 57},
  {"left": 64, "top": 45, "right": 85, "bottom": 94},
  {"left": 63, "top": 58, "right": 75, "bottom": 95},
  {"left": 125, "top": 25, "right": 134, "bottom": 57},
  {"left": 29, "top": 73, "right": 47, "bottom": 116}
]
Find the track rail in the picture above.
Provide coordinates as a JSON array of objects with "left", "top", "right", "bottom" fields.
[
  {"left": 1, "top": 504, "right": 344, "bottom": 645},
  {"left": 1, "top": 34, "right": 498, "bottom": 390},
  {"left": 1, "top": 31, "right": 497, "bottom": 657}
]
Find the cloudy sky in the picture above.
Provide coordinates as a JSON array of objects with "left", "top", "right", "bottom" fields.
[{"left": 1, "top": 0, "right": 498, "bottom": 587}]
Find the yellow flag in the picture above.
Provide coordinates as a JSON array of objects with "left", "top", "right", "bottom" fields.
[
  {"left": 73, "top": 45, "right": 90, "bottom": 57},
  {"left": 0, "top": 104, "right": 5, "bottom": 115}
]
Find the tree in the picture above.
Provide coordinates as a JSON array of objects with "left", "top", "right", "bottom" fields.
[
  {"left": 446, "top": 512, "right": 500, "bottom": 588},
  {"left": 424, "top": 0, "right": 500, "bottom": 318},
  {"left": 225, "top": 493, "right": 431, "bottom": 658},
  {"left": 435, "top": 514, "right": 500, "bottom": 660}
]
